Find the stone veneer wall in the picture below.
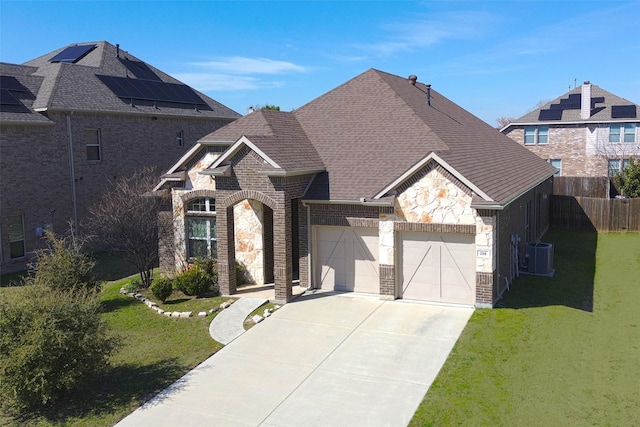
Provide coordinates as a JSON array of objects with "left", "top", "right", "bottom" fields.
[
  {"left": 234, "top": 199, "right": 264, "bottom": 285},
  {"left": 394, "top": 165, "right": 496, "bottom": 306}
]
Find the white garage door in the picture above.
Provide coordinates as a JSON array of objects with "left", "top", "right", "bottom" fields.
[
  {"left": 315, "top": 227, "right": 379, "bottom": 294},
  {"left": 400, "top": 232, "right": 475, "bottom": 305}
]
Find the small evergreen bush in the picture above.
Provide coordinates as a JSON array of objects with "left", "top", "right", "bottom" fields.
[
  {"left": 174, "top": 266, "right": 211, "bottom": 297},
  {"left": 150, "top": 277, "right": 173, "bottom": 302}
]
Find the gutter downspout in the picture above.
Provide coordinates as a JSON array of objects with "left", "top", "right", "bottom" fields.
[
  {"left": 301, "top": 201, "right": 312, "bottom": 290},
  {"left": 65, "top": 112, "right": 78, "bottom": 232}
]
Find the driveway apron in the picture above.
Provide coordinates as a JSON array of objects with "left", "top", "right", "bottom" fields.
[{"left": 116, "top": 291, "right": 473, "bottom": 427}]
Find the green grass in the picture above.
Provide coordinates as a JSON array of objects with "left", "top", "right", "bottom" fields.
[
  {"left": 410, "top": 228, "right": 640, "bottom": 426},
  {"left": 0, "top": 258, "right": 226, "bottom": 426}
]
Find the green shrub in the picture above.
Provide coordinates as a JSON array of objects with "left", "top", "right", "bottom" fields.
[
  {"left": 150, "top": 277, "right": 173, "bottom": 302},
  {"left": 29, "top": 232, "right": 101, "bottom": 292},
  {"left": 0, "top": 286, "right": 119, "bottom": 412},
  {"left": 193, "top": 257, "right": 218, "bottom": 284},
  {"left": 174, "top": 266, "right": 211, "bottom": 297},
  {"left": 123, "top": 278, "right": 141, "bottom": 293}
]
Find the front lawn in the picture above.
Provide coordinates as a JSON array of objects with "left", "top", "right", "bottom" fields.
[
  {"left": 0, "top": 271, "right": 225, "bottom": 426},
  {"left": 410, "top": 228, "right": 640, "bottom": 426}
]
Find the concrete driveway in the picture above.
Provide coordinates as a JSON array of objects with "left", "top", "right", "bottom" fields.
[{"left": 116, "top": 291, "right": 473, "bottom": 427}]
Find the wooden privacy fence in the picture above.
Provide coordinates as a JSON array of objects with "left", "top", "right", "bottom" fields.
[
  {"left": 553, "top": 176, "right": 613, "bottom": 198},
  {"left": 552, "top": 195, "right": 640, "bottom": 232}
]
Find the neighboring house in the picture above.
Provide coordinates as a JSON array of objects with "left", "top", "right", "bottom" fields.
[
  {"left": 0, "top": 41, "right": 240, "bottom": 273},
  {"left": 501, "top": 81, "right": 640, "bottom": 177},
  {"left": 155, "top": 69, "right": 556, "bottom": 308}
]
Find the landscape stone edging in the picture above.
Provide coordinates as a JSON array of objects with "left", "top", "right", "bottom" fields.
[{"left": 118, "top": 287, "right": 236, "bottom": 319}]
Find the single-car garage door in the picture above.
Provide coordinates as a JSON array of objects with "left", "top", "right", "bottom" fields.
[
  {"left": 400, "top": 232, "right": 475, "bottom": 305},
  {"left": 315, "top": 226, "right": 379, "bottom": 294}
]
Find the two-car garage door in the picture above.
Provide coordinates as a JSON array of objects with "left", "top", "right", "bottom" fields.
[{"left": 314, "top": 226, "right": 476, "bottom": 305}]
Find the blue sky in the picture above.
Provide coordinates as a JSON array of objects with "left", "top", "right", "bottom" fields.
[{"left": 1, "top": 1, "right": 639, "bottom": 125}]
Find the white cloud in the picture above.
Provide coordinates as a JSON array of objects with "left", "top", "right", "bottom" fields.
[
  {"left": 355, "top": 11, "right": 494, "bottom": 57},
  {"left": 190, "top": 57, "right": 307, "bottom": 75},
  {"left": 173, "top": 72, "right": 286, "bottom": 92}
]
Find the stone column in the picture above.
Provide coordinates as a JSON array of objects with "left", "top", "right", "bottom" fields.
[
  {"left": 217, "top": 205, "right": 237, "bottom": 296},
  {"left": 379, "top": 220, "right": 396, "bottom": 299}
]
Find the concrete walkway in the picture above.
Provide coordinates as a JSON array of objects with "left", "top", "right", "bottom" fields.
[
  {"left": 116, "top": 291, "right": 473, "bottom": 427},
  {"left": 209, "top": 297, "right": 268, "bottom": 344}
]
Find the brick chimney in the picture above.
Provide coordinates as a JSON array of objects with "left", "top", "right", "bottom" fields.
[{"left": 581, "top": 81, "right": 591, "bottom": 120}]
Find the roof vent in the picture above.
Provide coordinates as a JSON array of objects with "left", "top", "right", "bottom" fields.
[
  {"left": 408, "top": 75, "right": 417, "bottom": 85},
  {"left": 426, "top": 84, "right": 431, "bottom": 106}
]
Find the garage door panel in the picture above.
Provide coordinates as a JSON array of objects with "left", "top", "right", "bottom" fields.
[
  {"left": 316, "top": 227, "right": 379, "bottom": 294},
  {"left": 401, "top": 232, "right": 475, "bottom": 305}
]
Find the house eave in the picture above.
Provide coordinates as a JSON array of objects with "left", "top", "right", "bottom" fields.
[
  {"left": 302, "top": 198, "right": 394, "bottom": 207},
  {"left": 199, "top": 165, "right": 231, "bottom": 177},
  {"left": 257, "top": 167, "right": 326, "bottom": 177}
]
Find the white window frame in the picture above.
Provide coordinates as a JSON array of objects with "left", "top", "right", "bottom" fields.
[
  {"left": 8, "top": 214, "right": 26, "bottom": 259},
  {"left": 623, "top": 123, "right": 636, "bottom": 144},
  {"left": 524, "top": 125, "right": 549, "bottom": 145},
  {"left": 86, "top": 128, "right": 102, "bottom": 162},
  {"left": 608, "top": 159, "right": 621, "bottom": 177},
  {"left": 185, "top": 198, "right": 216, "bottom": 259},
  {"left": 177, "top": 130, "right": 184, "bottom": 147},
  {"left": 550, "top": 159, "right": 562, "bottom": 176}
]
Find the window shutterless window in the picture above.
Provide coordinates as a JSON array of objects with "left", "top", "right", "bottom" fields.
[
  {"left": 187, "top": 218, "right": 217, "bottom": 259},
  {"left": 609, "top": 124, "right": 621, "bottom": 143},
  {"left": 524, "top": 126, "right": 548, "bottom": 145},
  {"left": 524, "top": 126, "right": 535, "bottom": 145},
  {"left": 177, "top": 130, "right": 184, "bottom": 147},
  {"left": 537, "top": 126, "right": 549, "bottom": 144},
  {"left": 8, "top": 214, "right": 25, "bottom": 259},
  {"left": 550, "top": 159, "right": 562, "bottom": 176},
  {"left": 608, "top": 159, "right": 621, "bottom": 177},
  {"left": 623, "top": 123, "right": 636, "bottom": 143},
  {"left": 86, "top": 129, "right": 101, "bottom": 161},
  {"left": 185, "top": 198, "right": 217, "bottom": 259}
]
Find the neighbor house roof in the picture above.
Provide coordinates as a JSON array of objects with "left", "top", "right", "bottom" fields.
[
  {"left": 1, "top": 41, "right": 240, "bottom": 124},
  {"left": 503, "top": 83, "right": 639, "bottom": 128},
  {"left": 160, "top": 69, "right": 556, "bottom": 207}
]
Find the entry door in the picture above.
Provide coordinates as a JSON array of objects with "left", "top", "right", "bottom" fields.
[
  {"left": 401, "top": 232, "right": 475, "bottom": 305},
  {"left": 315, "top": 227, "right": 379, "bottom": 294}
]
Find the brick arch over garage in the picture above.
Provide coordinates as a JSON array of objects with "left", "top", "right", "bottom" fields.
[{"left": 221, "top": 190, "right": 279, "bottom": 211}]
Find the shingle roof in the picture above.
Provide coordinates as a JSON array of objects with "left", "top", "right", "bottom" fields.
[
  {"left": 179, "top": 69, "right": 557, "bottom": 207},
  {"left": 201, "top": 109, "right": 324, "bottom": 170},
  {"left": 296, "top": 69, "right": 555, "bottom": 205},
  {"left": 2, "top": 41, "right": 240, "bottom": 123},
  {"left": 508, "top": 84, "right": 639, "bottom": 125}
]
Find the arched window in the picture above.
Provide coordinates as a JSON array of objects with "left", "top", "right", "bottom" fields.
[{"left": 185, "top": 198, "right": 216, "bottom": 259}]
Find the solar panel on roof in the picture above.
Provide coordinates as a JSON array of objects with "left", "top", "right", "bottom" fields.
[
  {"left": 119, "top": 58, "right": 161, "bottom": 81},
  {"left": 611, "top": 105, "right": 637, "bottom": 119},
  {"left": 0, "top": 89, "right": 22, "bottom": 105},
  {"left": 0, "top": 75, "right": 28, "bottom": 91},
  {"left": 50, "top": 44, "right": 97, "bottom": 63},
  {"left": 539, "top": 109, "right": 563, "bottom": 120},
  {"left": 96, "top": 74, "right": 207, "bottom": 105}
]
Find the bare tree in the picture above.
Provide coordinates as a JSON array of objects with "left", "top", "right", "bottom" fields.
[
  {"left": 86, "top": 166, "right": 170, "bottom": 287},
  {"left": 590, "top": 123, "right": 640, "bottom": 176},
  {"left": 495, "top": 116, "right": 516, "bottom": 129}
]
